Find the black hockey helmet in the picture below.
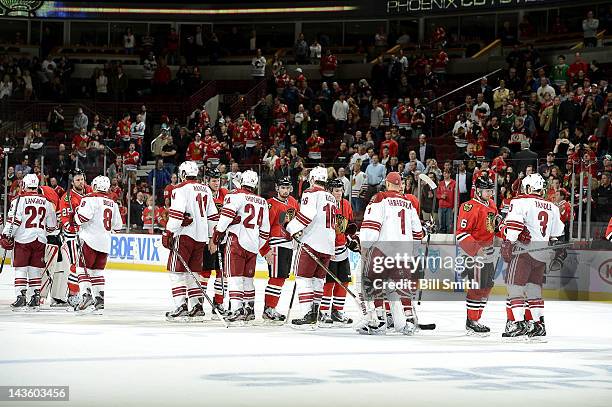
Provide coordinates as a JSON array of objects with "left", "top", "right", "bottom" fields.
[
  {"left": 206, "top": 168, "right": 221, "bottom": 179},
  {"left": 474, "top": 176, "right": 494, "bottom": 190},
  {"left": 327, "top": 178, "right": 344, "bottom": 191},
  {"left": 72, "top": 168, "right": 85, "bottom": 177},
  {"left": 275, "top": 177, "right": 292, "bottom": 188}
]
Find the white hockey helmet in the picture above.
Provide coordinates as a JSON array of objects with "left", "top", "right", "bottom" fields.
[
  {"left": 521, "top": 173, "right": 545, "bottom": 194},
  {"left": 22, "top": 173, "right": 39, "bottom": 189},
  {"left": 241, "top": 170, "right": 259, "bottom": 189},
  {"left": 178, "top": 161, "right": 199, "bottom": 181},
  {"left": 92, "top": 175, "right": 111, "bottom": 192},
  {"left": 309, "top": 166, "right": 328, "bottom": 184}
]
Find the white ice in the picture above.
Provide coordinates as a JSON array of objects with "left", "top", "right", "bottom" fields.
[{"left": 1, "top": 267, "right": 611, "bottom": 407}]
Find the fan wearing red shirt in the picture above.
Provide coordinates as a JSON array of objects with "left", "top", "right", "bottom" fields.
[
  {"left": 269, "top": 122, "right": 286, "bottom": 145},
  {"left": 123, "top": 142, "right": 140, "bottom": 168},
  {"left": 273, "top": 98, "right": 289, "bottom": 125},
  {"left": 116, "top": 113, "right": 131, "bottom": 151},
  {"left": 568, "top": 53, "right": 589, "bottom": 81},
  {"left": 72, "top": 129, "right": 90, "bottom": 158},
  {"left": 379, "top": 131, "right": 398, "bottom": 158},
  {"left": 306, "top": 130, "right": 325, "bottom": 162},
  {"left": 186, "top": 132, "right": 205, "bottom": 161},
  {"left": 205, "top": 134, "right": 222, "bottom": 163},
  {"left": 164, "top": 173, "right": 178, "bottom": 207},
  {"left": 432, "top": 50, "right": 449, "bottom": 77},
  {"left": 397, "top": 101, "right": 413, "bottom": 132}
]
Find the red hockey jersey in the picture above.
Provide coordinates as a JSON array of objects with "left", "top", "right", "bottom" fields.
[
  {"left": 456, "top": 198, "right": 498, "bottom": 256},
  {"left": 260, "top": 195, "right": 299, "bottom": 256}
]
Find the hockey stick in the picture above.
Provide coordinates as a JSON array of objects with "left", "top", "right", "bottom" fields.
[
  {"left": 284, "top": 280, "right": 298, "bottom": 325},
  {"left": 0, "top": 193, "right": 22, "bottom": 275},
  {"left": 39, "top": 245, "right": 60, "bottom": 302},
  {"left": 512, "top": 242, "right": 573, "bottom": 255},
  {"left": 216, "top": 242, "right": 227, "bottom": 299},
  {"left": 170, "top": 247, "right": 229, "bottom": 328}
]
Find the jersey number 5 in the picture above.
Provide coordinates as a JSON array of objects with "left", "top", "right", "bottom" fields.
[{"left": 244, "top": 203, "right": 264, "bottom": 229}]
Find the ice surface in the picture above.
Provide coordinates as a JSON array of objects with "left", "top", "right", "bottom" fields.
[{"left": 1, "top": 267, "right": 611, "bottom": 407}]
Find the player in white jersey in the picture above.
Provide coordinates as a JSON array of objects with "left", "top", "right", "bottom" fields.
[
  {"left": 212, "top": 170, "right": 270, "bottom": 322},
  {"left": 1, "top": 174, "right": 57, "bottom": 310},
  {"left": 357, "top": 172, "right": 424, "bottom": 335},
  {"left": 285, "top": 166, "right": 337, "bottom": 326},
  {"left": 163, "top": 161, "right": 219, "bottom": 320},
  {"left": 72, "top": 176, "right": 123, "bottom": 312},
  {"left": 501, "top": 173, "right": 564, "bottom": 340}
]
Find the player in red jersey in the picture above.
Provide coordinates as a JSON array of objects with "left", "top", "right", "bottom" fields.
[
  {"left": 55, "top": 169, "right": 93, "bottom": 307},
  {"left": 456, "top": 176, "right": 499, "bottom": 336},
  {"left": 319, "top": 179, "right": 356, "bottom": 326},
  {"left": 259, "top": 177, "right": 299, "bottom": 322},
  {"left": 198, "top": 168, "right": 230, "bottom": 316}
]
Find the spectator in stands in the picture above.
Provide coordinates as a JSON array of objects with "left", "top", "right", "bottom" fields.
[
  {"left": 73, "top": 107, "right": 88, "bottom": 132},
  {"left": 294, "top": 33, "right": 309, "bottom": 65},
  {"left": 0, "top": 75, "right": 13, "bottom": 99},
  {"left": 332, "top": 93, "right": 348, "bottom": 133},
  {"left": 148, "top": 159, "right": 171, "bottom": 191},
  {"left": 493, "top": 80, "right": 510, "bottom": 110},
  {"left": 95, "top": 69, "right": 108, "bottom": 100},
  {"left": 551, "top": 55, "right": 570, "bottom": 88},
  {"left": 130, "top": 114, "right": 146, "bottom": 156},
  {"left": 540, "top": 95, "right": 563, "bottom": 147},
  {"left": 47, "top": 105, "right": 65, "bottom": 133},
  {"left": 370, "top": 99, "right": 385, "bottom": 142},
  {"left": 436, "top": 169, "right": 455, "bottom": 233},
  {"left": 582, "top": 10, "right": 600, "bottom": 48},
  {"left": 472, "top": 93, "right": 491, "bottom": 121},
  {"left": 143, "top": 51, "right": 157, "bottom": 83},
  {"left": 350, "top": 160, "right": 367, "bottom": 213},
  {"left": 153, "top": 59, "right": 171, "bottom": 94},
  {"left": 251, "top": 48, "right": 266, "bottom": 81},
  {"left": 537, "top": 78, "right": 556, "bottom": 104},
  {"left": 337, "top": 167, "right": 350, "bottom": 198},
  {"left": 15, "top": 156, "right": 31, "bottom": 175},
  {"left": 107, "top": 155, "right": 124, "bottom": 183},
  {"left": 374, "top": 26, "right": 388, "bottom": 55},
  {"left": 309, "top": 39, "right": 322, "bottom": 64},
  {"left": 514, "top": 140, "right": 538, "bottom": 175},
  {"left": 417, "top": 134, "right": 436, "bottom": 163},
  {"left": 499, "top": 21, "right": 517, "bottom": 46},
  {"left": 124, "top": 28, "right": 135, "bottom": 54},
  {"left": 166, "top": 28, "right": 179, "bottom": 65},
  {"left": 551, "top": 16, "right": 569, "bottom": 35},
  {"left": 365, "top": 154, "right": 386, "bottom": 201},
  {"left": 161, "top": 134, "right": 178, "bottom": 174},
  {"left": 130, "top": 191, "right": 146, "bottom": 230},
  {"left": 407, "top": 150, "right": 425, "bottom": 172},
  {"left": 111, "top": 66, "right": 129, "bottom": 102},
  {"left": 320, "top": 49, "right": 338, "bottom": 81}
]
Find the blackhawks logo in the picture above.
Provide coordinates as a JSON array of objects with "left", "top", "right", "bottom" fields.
[
  {"left": 215, "top": 202, "right": 223, "bottom": 211},
  {"left": 485, "top": 212, "right": 495, "bottom": 233},
  {"left": 335, "top": 214, "right": 348, "bottom": 234},
  {"left": 279, "top": 208, "right": 296, "bottom": 225},
  {"left": 463, "top": 203, "right": 473, "bottom": 212}
]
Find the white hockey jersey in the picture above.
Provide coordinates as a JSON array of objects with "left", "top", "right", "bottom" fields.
[
  {"left": 504, "top": 194, "right": 564, "bottom": 263},
  {"left": 286, "top": 185, "right": 337, "bottom": 255},
  {"left": 2, "top": 192, "right": 57, "bottom": 244},
  {"left": 360, "top": 191, "right": 423, "bottom": 246},
  {"left": 166, "top": 180, "right": 218, "bottom": 243},
  {"left": 74, "top": 193, "right": 123, "bottom": 253},
  {"left": 217, "top": 188, "right": 270, "bottom": 254}
]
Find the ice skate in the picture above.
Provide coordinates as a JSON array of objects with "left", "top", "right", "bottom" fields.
[
  {"left": 527, "top": 317, "right": 547, "bottom": 342},
  {"left": 386, "top": 313, "right": 394, "bottom": 330},
  {"left": 92, "top": 291, "right": 104, "bottom": 315},
  {"left": 398, "top": 320, "right": 416, "bottom": 336},
  {"left": 75, "top": 289, "right": 95, "bottom": 314},
  {"left": 50, "top": 298, "right": 71, "bottom": 308},
  {"left": 67, "top": 295, "right": 80, "bottom": 309},
  {"left": 356, "top": 318, "right": 387, "bottom": 335},
  {"left": 318, "top": 312, "right": 334, "bottom": 328},
  {"left": 244, "top": 305, "right": 255, "bottom": 322},
  {"left": 11, "top": 290, "right": 27, "bottom": 312},
  {"left": 291, "top": 305, "right": 318, "bottom": 330},
  {"left": 227, "top": 306, "right": 247, "bottom": 324},
  {"left": 210, "top": 301, "right": 229, "bottom": 320},
  {"left": 466, "top": 318, "right": 491, "bottom": 337},
  {"left": 502, "top": 320, "right": 529, "bottom": 341},
  {"left": 187, "top": 302, "right": 205, "bottom": 322},
  {"left": 331, "top": 310, "right": 353, "bottom": 325},
  {"left": 262, "top": 306, "right": 285, "bottom": 324},
  {"left": 165, "top": 302, "right": 188, "bottom": 322},
  {"left": 27, "top": 289, "right": 41, "bottom": 312}
]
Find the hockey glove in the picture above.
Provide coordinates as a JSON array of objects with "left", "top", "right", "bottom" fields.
[
  {"left": 0, "top": 235, "right": 14, "bottom": 251},
  {"left": 47, "top": 234, "right": 61, "bottom": 247},
  {"left": 212, "top": 228, "right": 224, "bottom": 245},
  {"left": 346, "top": 234, "right": 360, "bottom": 252},
  {"left": 161, "top": 230, "right": 174, "bottom": 249},
  {"left": 181, "top": 213, "right": 193, "bottom": 227},
  {"left": 500, "top": 240, "right": 514, "bottom": 263},
  {"left": 518, "top": 228, "right": 531, "bottom": 244}
]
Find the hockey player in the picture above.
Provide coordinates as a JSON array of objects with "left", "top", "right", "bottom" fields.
[
  {"left": 212, "top": 170, "right": 270, "bottom": 322},
  {"left": 357, "top": 172, "right": 424, "bottom": 335},
  {"left": 1, "top": 174, "right": 57, "bottom": 310},
  {"left": 199, "top": 168, "right": 229, "bottom": 315},
  {"left": 319, "top": 178, "right": 355, "bottom": 326},
  {"left": 73, "top": 176, "right": 123, "bottom": 312},
  {"left": 260, "top": 177, "right": 299, "bottom": 322},
  {"left": 285, "top": 167, "right": 337, "bottom": 326},
  {"left": 456, "top": 176, "right": 498, "bottom": 335},
  {"left": 501, "top": 173, "right": 564, "bottom": 339},
  {"left": 37, "top": 185, "right": 62, "bottom": 305},
  {"left": 162, "top": 161, "right": 218, "bottom": 320},
  {"left": 56, "top": 169, "right": 92, "bottom": 307}
]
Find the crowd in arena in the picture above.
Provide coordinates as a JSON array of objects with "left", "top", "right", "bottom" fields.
[{"left": 0, "top": 8, "right": 610, "bottom": 239}]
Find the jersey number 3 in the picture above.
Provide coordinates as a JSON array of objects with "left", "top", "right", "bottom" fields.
[{"left": 537, "top": 211, "right": 548, "bottom": 236}]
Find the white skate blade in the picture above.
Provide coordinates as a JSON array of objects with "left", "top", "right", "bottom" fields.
[
  {"left": 527, "top": 336, "right": 548, "bottom": 343},
  {"left": 75, "top": 306, "right": 95, "bottom": 315},
  {"left": 502, "top": 335, "right": 529, "bottom": 343},
  {"left": 25, "top": 306, "right": 41, "bottom": 313},
  {"left": 466, "top": 329, "right": 490, "bottom": 337},
  {"left": 165, "top": 315, "right": 189, "bottom": 323},
  {"left": 290, "top": 323, "right": 317, "bottom": 331},
  {"left": 11, "top": 307, "right": 28, "bottom": 313}
]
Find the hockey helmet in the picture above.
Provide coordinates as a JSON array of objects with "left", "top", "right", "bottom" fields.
[
  {"left": 521, "top": 173, "right": 545, "bottom": 195},
  {"left": 474, "top": 176, "right": 495, "bottom": 190},
  {"left": 327, "top": 178, "right": 344, "bottom": 191},
  {"left": 309, "top": 166, "right": 328, "bottom": 184},
  {"left": 275, "top": 177, "right": 292, "bottom": 188},
  {"left": 92, "top": 175, "right": 111, "bottom": 192},
  {"left": 241, "top": 170, "right": 259, "bottom": 189},
  {"left": 206, "top": 168, "right": 221, "bottom": 179},
  {"left": 22, "top": 173, "right": 39, "bottom": 189},
  {"left": 72, "top": 168, "right": 85, "bottom": 178},
  {"left": 179, "top": 161, "right": 199, "bottom": 181}
]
